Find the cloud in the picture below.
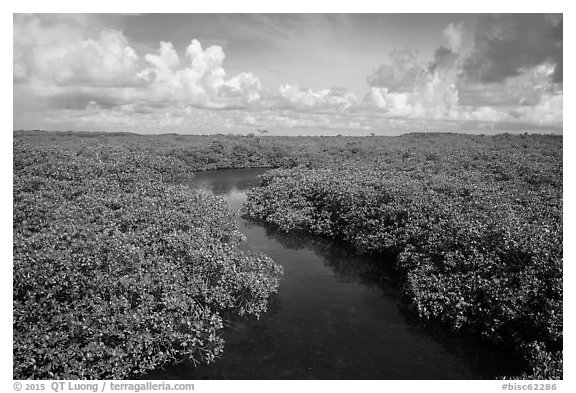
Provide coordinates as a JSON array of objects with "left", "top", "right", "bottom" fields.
[
  {"left": 138, "top": 39, "right": 263, "bottom": 108},
  {"left": 551, "top": 18, "right": 563, "bottom": 83},
  {"left": 14, "top": 13, "right": 356, "bottom": 121},
  {"left": 14, "top": 13, "right": 264, "bottom": 110},
  {"left": 364, "top": 46, "right": 457, "bottom": 120},
  {"left": 510, "top": 92, "right": 563, "bottom": 125},
  {"left": 429, "top": 23, "right": 464, "bottom": 75},
  {"left": 366, "top": 49, "right": 427, "bottom": 93},
  {"left": 219, "top": 72, "right": 262, "bottom": 104},
  {"left": 13, "top": 14, "right": 562, "bottom": 133},
  {"left": 457, "top": 63, "right": 558, "bottom": 107},
  {"left": 454, "top": 15, "right": 562, "bottom": 114},
  {"left": 122, "top": 39, "right": 264, "bottom": 108},
  {"left": 268, "top": 85, "right": 358, "bottom": 111},
  {"left": 140, "top": 39, "right": 265, "bottom": 110},
  {"left": 13, "top": 63, "right": 27, "bottom": 83},
  {"left": 460, "top": 14, "right": 562, "bottom": 84},
  {"left": 14, "top": 15, "right": 141, "bottom": 87},
  {"left": 364, "top": 45, "right": 459, "bottom": 122},
  {"left": 443, "top": 22, "right": 464, "bottom": 52},
  {"left": 242, "top": 115, "right": 257, "bottom": 125},
  {"left": 144, "top": 41, "right": 180, "bottom": 69},
  {"left": 48, "top": 30, "right": 140, "bottom": 87},
  {"left": 429, "top": 46, "right": 459, "bottom": 75},
  {"left": 364, "top": 16, "right": 562, "bottom": 128}
]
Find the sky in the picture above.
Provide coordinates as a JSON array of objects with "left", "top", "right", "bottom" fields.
[{"left": 13, "top": 13, "right": 563, "bottom": 135}]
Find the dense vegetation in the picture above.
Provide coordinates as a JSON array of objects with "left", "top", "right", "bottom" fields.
[
  {"left": 13, "top": 130, "right": 352, "bottom": 170},
  {"left": 242, "top": 134, "right": 562, "bottom": 379},
  {"left": 13, "top": 143, "right": 282, "bottom": 379},
  {"left": 13, "top": 131, "right": 562, "bottom": 379}
]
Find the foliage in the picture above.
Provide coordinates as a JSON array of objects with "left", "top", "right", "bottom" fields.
[
  {"left": 14, "top": 131, "right": 562, "bottom": 379},
  {"left": 13, "top": 144, "right": 282, "bottom": 379},
  {"left": 242, "top": 134, "right": 562, "bottom": 379}
]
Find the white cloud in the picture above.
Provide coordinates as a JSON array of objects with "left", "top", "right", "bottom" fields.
[
  {"left": 457, "top": 63, "right": 558, "bottom": 107},
  {"left": 14, "top": 15, "right": 265, "bottom": 110},
  {"left": 242, "top": 115, "right": 257, "bottom": 125},
  {"left": 49, "top": 29, "right": 140, "bottom": 87},
  {"left": 144, "top": 41, "right": 180, "bottom": 70},
  {"left": 443, "top": 22, "right": 464, "bottom": 52},
  {"left": 14, "top": 15, "right": 140, "bottom": 87},
  {"left": 363, "top": 20, "right": 562, "bottom": 129},
  {"left": 13, "top": 14, "right": 562, "bottom": 134},
  {"left": 510, "top": 92, "right": 563, "bottom": 125},
  {"left": 366, "top": 49, "right": 426, "bottom": 92},
  {"left": 130, "top": 39, "right": 263, "bottom": 109},
  {"left": 364, "top": 66, "right": 450, "bottom": 119},
  {"left": 221, "top": 73, "right": 262, "bottom": 103},
  {"left": 269, "top": 85, "right": 358, "bottom": 110}
]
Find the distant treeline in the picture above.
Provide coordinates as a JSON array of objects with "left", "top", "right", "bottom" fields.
[{"left": 13, "top": 130, "right": 562, "bottom": 172}]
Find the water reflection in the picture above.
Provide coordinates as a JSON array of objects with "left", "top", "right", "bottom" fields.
[
  {"left": 244, "top": 219, "right": 400, "bottom": 291},
  {"left": 188, "top": 168, "right": 269, "bottom": 195},
  {"left": 242, "top": 219, "right": 525, "bottom": 379}
]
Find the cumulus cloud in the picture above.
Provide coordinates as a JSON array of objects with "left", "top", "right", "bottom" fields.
[
  {"left": 144, "top": 41, "right": 180, "bottom": 70},
  {"left": 268, "top": 85, "right": 358, "bottom": 110},
  {"left": 49, "top": 30, "right": 140, "bottom": 87},
  {"left": 452, "top": 14, "right": 562, "bottom": 124},
  {"left": 364, "top": 46, "right": 457, "bottom": 120},
  {"left": 365, "top": 15, "right": 562, "bottom": 128},
  {"left": 364, "top": 43, "right": 461, "bottom": 121},
  {"left": 510, "top": 92, "right": 562, "bottom": 125},
  {"left": 14, "top": 14, "right": 75, "bottom": 83},
  {"left": 428, "top": 23, "right": 464, "bottom": 75},
  {"left": 14, "top": 14, "right": 265, "bottom": 110},
  {"left": 457, "top": 63, "right": 558, "bottom": 107},
  {"left": 429, "top": 46, "right": 459, "bottom": 75},
  {"left": 139, "top": 39, "right": 263, "bottom": 108},
  {"left": 13, "top": 14, "right": 562, "bottom": 133},
  {"left": 443, "top": 22, "right": 464, "bottom": 52},
  {"left": 219, "top": 73, "right": 262, "bottom": 104},
  {"left": 460, "top": 14, "right": 562, "bottom": 84},
  {"left": 14, "top": 13, "right": 358, "bottom": 126},
  {"left": 14, "top": 15, "right": 141, "bottom": 87},
  {"left": 366, "top": 49, "right": 427, "bottom": 92}
]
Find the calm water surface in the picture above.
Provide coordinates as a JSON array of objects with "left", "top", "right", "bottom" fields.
[{"left": 151, "top": 168, "right": 520, "bottom": 380}]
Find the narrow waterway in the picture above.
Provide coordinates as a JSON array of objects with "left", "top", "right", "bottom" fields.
[{"left": 151, "top": 168, "right": 520, "bottom": 380}]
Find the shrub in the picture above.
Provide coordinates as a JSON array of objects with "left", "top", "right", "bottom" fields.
[
  {"left": 13, "top": 144, "right": 282, "bottom": 379},
  {"left": 242, "top": 137, "right": 562, "bottom": 379}
]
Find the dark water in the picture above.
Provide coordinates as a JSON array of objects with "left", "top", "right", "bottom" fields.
[{"left": 151, "top": 168, "right": 521, "bottom": 380}]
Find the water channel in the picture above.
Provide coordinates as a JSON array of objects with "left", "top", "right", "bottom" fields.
[{"left": 150, "top": 168, "right": 520, "bottom": 380}]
